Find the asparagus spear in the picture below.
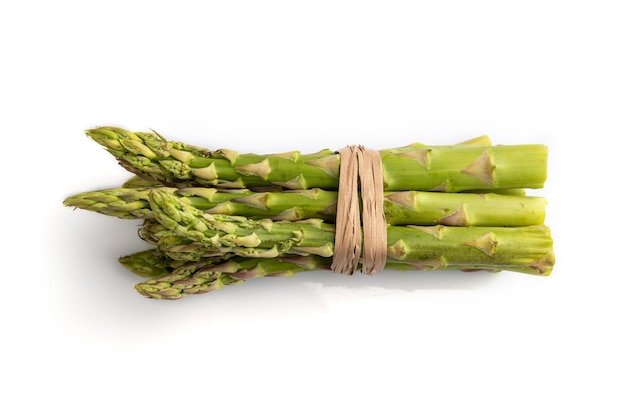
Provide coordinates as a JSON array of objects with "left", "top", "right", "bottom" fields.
[
  {"left": 122, "top": 174, "right": 530, "bottom": 196},
  {"left": 125, "top": 250, "right": 497, "bottom": 300},
  {"left": 147, "top": 189, "right": 554, "bottom": 275},
  {"left": 86, "top": 126, "right": 548, "bottom": 192},
  {"left": 121, "top": 247, "right": 506, "bottom": 281},
  {"left": 64, "top": 186, "right": 547, "bottom": 227}
]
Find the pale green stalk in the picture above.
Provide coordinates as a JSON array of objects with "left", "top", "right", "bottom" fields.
[
  {"left": 65, "top": 186, "right": 547, "bottom": 226},
  {"left": 86, "top": 126, "right": 548, "bottom": 192},
  {"left": 130, "top": 251, "right": 508, "bottom": 300}
]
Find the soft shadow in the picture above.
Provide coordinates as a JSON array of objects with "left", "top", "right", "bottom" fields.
[
  {"left": 281, "top": 267, "right": 501, "bottom": 292},
  {"left": 55, "top": 203, "right": 504, "bottom": 329}
]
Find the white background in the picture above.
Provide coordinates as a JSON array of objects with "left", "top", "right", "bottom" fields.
[{"left": 1, "top": 1, "right": 624, "bottom": 416}]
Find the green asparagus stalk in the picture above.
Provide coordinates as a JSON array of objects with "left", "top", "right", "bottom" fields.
[
  {"left": 129, "top": 251, "right": 509, "bottom": 300},
  {"left": 86, "top": 126, "right": 548, "bottom": 192},
  {"left": 64, "top": 186, "right": 547, "bottom": 227},
  {"left": 147, "top": 188, "right": 554, "bottom": 275},
  {"left": 121, "top": 247, "right": 501, "bottom": 281},
  {"left": 121, "top": 174, "right": 530, "bottom": 196}
]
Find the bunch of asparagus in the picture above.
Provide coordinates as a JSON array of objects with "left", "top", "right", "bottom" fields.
[{"left": 64, "top": 127, "right": 554, "bottom": 300}]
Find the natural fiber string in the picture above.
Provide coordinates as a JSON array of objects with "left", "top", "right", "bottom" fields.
[
  {"left": 357, "top": 146, "right": 387, "bottom": 275},
  {"left": 331, "top": 145, "right": 387, "bottom": 275},
  {"left": 331, "top": 146, "right": 361, "bottom": 275}
]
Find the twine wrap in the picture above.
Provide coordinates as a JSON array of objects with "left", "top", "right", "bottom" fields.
[{"left": 331, "top": 146, "right": 387, "bottom": 275}]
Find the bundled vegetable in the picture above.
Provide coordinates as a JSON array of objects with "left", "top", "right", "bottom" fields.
[{"left": 64, "top": 126, "right": 554, "bottom": 300}]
